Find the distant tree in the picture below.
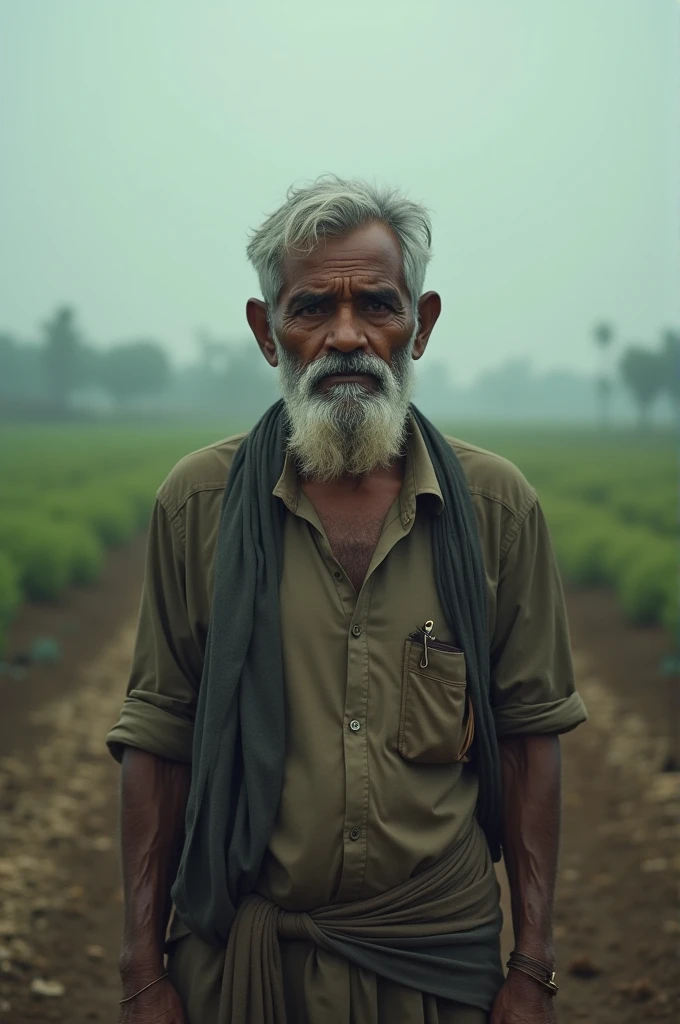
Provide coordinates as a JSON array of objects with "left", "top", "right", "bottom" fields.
[
  {"left": 661, "top": 329, "right": 680, "bottom": 424},
  {"left": 0, "top": 334, "right": 29, "bottom": 396},
  {"left": 222, "top": 343, "right": 279, "bottom": 421},
  {"left": 414, "top": 359, "right": 456, "bottom": 421},
  {"left": 197, "top": 329, "right": 230, "bottom": 375},
  {"left": 41, "top": 305, "right": 85, "bottom": 408},
  {"left": 593, "top": 321, "right": 615, "bottom": 429},
  {"left": 469, "top": 359, "right": 535, "bottom": 415},
  {"left": 595, "top": 375, "right": 613, "bottom": 425},
  {"left": 593, "top": 322, "right": 614, "bottom": 351},
  {"left": 194, "top": 328, "right": 232, "bottom": 407},
  {"left": 174, "top": 332, "right": 278, "bottom": 419},
  {"left": 619, "top": 345, "right": 665, "bottom": 428},
  {"left": 101, "top": 340, "right": 171, "bottom": 404}
]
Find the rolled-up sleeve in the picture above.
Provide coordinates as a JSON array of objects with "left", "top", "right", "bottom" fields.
[
  {"left": 490, "top": 499, "right": 587, "bottom": 737},
  {"left": 106, "top": 497, "right": 202, "bottom": 763}
]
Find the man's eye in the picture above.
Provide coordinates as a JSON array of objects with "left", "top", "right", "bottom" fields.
[
  {"left": 366, "top": 301, "right": 388, "bottom": 312},
  {"left": 299, "top": 304, "right": 323, "bottom": 315}
]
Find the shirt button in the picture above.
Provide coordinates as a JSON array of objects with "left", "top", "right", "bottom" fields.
[
  {"left": 348, "top": 828, "right": 360, "bottom": 841},
  {"left": 351, "top": 624, "right": 363, "bottom": 637},
  {"left": 333, "top": 570, "right": 343, "bottom": 580},
  {"left": 349, "top": 720, "right": 361, "bottom": 732}
]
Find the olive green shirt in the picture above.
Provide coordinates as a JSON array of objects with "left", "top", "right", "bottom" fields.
[{"left": 107, "top": 419, "right": 586, "bottom": 913}]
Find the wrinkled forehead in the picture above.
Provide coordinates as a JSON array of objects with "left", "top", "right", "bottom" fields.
[{"left": 279, "top": 222, "right": 408, "bottom": 300}]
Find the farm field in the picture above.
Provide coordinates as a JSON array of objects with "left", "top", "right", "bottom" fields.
[
  {"left": 0, "top": 421, "right": 676, "bottom": 653},
  {"left": 0, "top": 419, "right": 678, "bottom": 1023},
  {"left": 469, "top": 426, "right": 677, "bottom": 633},
  {"left": 0, "top": 423, "right": 229, "bottom": 654}
]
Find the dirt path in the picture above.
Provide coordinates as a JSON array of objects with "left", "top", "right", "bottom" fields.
[
  {"left": 0, "top": 624, "right": 137, "bottom": 1021},
  {"left": 0, "top": 540, "right": 146, "bottom": 1022},
  {"left": 0, "top": 566, "right": 678, "bottom": 1022}
]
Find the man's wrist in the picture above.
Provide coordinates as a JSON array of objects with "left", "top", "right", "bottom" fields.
[
  {"left": 507, "top": 948, "right": 559, "bottom": 999},
  {"left": 514, "top": 934, "right": 555, "bottom": 966},
  {"left": 119, "top": 947, "right": 166, "bottom": 985},
  {"left": 506, "top": 966, "right": 556, "bottom": 1000}
]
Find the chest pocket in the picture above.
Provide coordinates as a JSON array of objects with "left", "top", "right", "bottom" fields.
[{"left": 398, "top": 627, "right": 475, "bottom": 764}]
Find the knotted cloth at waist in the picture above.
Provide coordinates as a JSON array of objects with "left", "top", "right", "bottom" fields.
[{"left": 218, "top": 824, "right": 504, "bottom": 1024}]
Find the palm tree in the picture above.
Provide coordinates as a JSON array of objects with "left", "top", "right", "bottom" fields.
[
  {"left": 619, "top": 345, "right": 665, "bottom": 429},
  {"left": 662, "top": 329, "right": 680, "bottom": 427},
  {"left": 593, "top": 321, "right": 615, "bottom": 428},
  {"left": 41, "top": 305, "right": 83, "bottom": 411}
]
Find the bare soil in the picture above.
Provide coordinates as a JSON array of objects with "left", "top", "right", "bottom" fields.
[
  {"left": 0, "top": 538, "right": 146, "bottom": 1022},
  {"left": 550, "top": 590, "right": 680, "bottom": 1022},
  {"left": 0, "top": 563, "right": 678, "bottom": 1023}
]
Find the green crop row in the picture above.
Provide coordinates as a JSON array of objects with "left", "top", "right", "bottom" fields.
[
  {"left": 477, "top": 430, "right": 676, "bottom": 537},
  {"left": 0, "top": 473, "right": 156, "bottom": 642},
  {"left": 0, "top": 422, "right": 231, "bottom": 654},
  {"left": 0, "top": 422, "right": 676, "bottom": 655},
  {"left": 433, "top": 425, "right": 676, "bottom": 632},
  {"left": 539, "top": 496, "right": 677, "bottom": 631},
  {"left": 540, "top": 473, "right": 676, "bottom": 537}
]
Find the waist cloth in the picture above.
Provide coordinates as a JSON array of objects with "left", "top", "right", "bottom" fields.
[{"left": 183, "top": 823, "right": 504, "bottom": 1024}]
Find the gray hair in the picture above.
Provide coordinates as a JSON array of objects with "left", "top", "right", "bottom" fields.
[{"left": 246, "top": 175, "right": 433, "bottom": 313}]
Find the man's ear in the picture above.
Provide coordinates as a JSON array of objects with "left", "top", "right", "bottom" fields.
[
  {"left": 247, "top": 298, "right": 278, "bottom": 367},
  {"left": 412, "top": 291, "right": 442, "bottom": 360}
]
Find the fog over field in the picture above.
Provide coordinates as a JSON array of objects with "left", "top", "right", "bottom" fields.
[{"left": 0, "top": 0, "right": 678, "bottom": 390}]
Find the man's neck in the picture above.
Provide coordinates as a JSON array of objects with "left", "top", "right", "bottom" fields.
[{"left": 300, "top": 456, "right": 407, "bottom": 592}]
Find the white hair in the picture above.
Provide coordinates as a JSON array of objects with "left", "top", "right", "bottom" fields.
[{"left": 246, "top": 175, "right": 433, "bottom": 312}]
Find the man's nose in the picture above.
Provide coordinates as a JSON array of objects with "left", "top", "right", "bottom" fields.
[{"left": 324, "top": 307, "right": 368, "bottom": 353}]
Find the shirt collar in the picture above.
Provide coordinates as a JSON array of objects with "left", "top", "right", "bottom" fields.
[
  {"left": 401, "top": 413, "right": 445, "bottom": 523},
  {"left": 272, "top": 411, "right": 445, "bottom": 520},
  {"left": 272, "top": 449, "right": 300, "bottom": 513}
]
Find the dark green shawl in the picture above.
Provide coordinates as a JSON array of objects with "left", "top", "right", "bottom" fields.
[{"left": 171, "top": 400, "right": 501, "bottom": 945}]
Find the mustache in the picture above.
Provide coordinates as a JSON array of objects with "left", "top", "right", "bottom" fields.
[{"left": 299, "top": 352, "right": 392, "bottom": 390}]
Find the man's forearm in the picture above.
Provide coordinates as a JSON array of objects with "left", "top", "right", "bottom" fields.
[
  {"left": 118, "top": 747, "right": 191, "bottom": 987},
  {"left": 499, "top": 734, "right": 561, "bottom": 963}
]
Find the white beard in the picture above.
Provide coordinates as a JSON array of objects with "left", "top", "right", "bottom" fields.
[{"left": 274, "top": 328, "right": 418, "bottom": 481}]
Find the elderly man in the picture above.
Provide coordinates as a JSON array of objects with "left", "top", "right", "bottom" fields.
[{"left": 108, "top": 176, "right": 586, "bottom": 1024}]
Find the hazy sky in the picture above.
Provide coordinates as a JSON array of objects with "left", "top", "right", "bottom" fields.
[{"left": 1, "top": 0, "right": 678, "bottom": 383}]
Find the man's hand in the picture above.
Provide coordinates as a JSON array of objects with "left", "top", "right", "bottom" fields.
[
  {"left": 118, "top": 976, "right": 188, "bottom": 1024},
  {"left": 490, "top": 969, "right": 557, "bottom": 1024}
]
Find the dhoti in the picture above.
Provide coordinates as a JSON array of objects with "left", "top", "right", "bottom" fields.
[{"left": 166, "top": 823, "right": 503, "bottom": 1023}]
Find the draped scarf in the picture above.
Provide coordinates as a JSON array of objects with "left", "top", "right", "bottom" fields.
[{"left": 171, "top": 400, "right": 502, "bottom": 947}]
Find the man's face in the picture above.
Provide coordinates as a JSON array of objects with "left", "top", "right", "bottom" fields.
[
  {"left": 273, "top": 221, "right": 416, "bottom": 392},
  {"left": 246, "top": 220, "right": 440, "bottom": 480}
]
